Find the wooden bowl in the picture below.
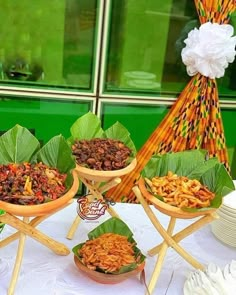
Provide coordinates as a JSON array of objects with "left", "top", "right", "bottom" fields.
[
  {"left": 0, "top": 170, "right": 79, "bottom": 217},
  {"left": 138, "top": 177, "right": 216, "bottom": 219},
  {"left": 75, "top": 158, "right": 137, "bottom": 182},
  {"left": 74, "top": 255, "right": 145, "bottom": 284}
]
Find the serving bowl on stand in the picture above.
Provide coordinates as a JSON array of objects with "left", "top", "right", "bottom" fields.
[
  {"left": 137, "top": 177, "right": 216, "bottom": 219},
  {"left": 0, "top": 125, "right": 79, "bottom": 295},
  {"left": 131, "top": 150, "right": 235, "bottom": 295},
  {"left": 74, "top": 255, "right": 145, "bottom": 284},
  {"left": 0, "top": 169, "right": 79, "bottom": 217},
  {"left": 75, "top": 158, "right": 137, "bottom": 183},
  {"left": 72, "top": 217, "right": 146, "bottom": 285}
]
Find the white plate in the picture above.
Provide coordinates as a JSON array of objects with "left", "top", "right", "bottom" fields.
[
  {"left": 212, "top": 220, "right": 236, "bottom": 235},
  {"left": 223, "top": 190, "right": 236, "bottom": 209},
  {"left": 219, "top": 206, "right": 236, "bottom": 217},
  {"left": 221, "top": 204, "right": 236, "bottom": 215},
  {"left": 214, "top": 221, "right": 236, "bottom": 236},
  {"left": 126, "top": 80, "right": 161, "bottom": 89},
  {"left": 218, "top": 210, "right": 236, "bottom": 223},
  {"left": 124, "top": 71, "right": 156, "bottom": 80},
  {"left": 212, "top": 223, "right": 236, "bottom": 241},
  {"left": 212, "top": 226, "right": 236, "bottom": 247}
]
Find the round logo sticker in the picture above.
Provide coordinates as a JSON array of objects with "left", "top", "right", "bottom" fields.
[{"left": 77, "top": 195, "right": 109, "bottom": 220}]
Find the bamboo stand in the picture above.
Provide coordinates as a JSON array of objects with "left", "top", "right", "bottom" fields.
[
  {"left": 132, "top": 184, "right": 218, "bottom": 295},
  {"left": 0, "top": 202, "right": 73, "bottom": 295},
  {"left": 66, "top": 176, "right": 121, "bottom": 239},
  {"left": 66, "top": 159, "right": 137, "bottom": 240},
  {"left": 0, "top": 171, "right": 79, "bottom": 295}
]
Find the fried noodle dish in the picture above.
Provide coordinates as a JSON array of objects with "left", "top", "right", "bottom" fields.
[
  {"left": 78, "top": 233, "right": 140, "bottom": 273},
  {"left": 145, "top": 171, "right": 215, "bottom": 209},
  {"left": 0, "top": 162, "right": 67, "bottom": 205}
]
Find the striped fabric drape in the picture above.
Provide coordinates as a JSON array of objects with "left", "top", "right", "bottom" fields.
[{"left": 106, "top": 0, "right": 236, "bottom": 203}]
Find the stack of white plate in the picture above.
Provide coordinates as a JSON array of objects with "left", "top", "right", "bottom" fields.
[
  {"left": 211, "top": 189, "right": 236, "bottom": 248},
  {"left": 123, "top": 71, "right": 161, "bottom": 89}
]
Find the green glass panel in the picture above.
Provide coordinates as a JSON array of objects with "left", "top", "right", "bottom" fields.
[
  {"left": 105, "top": 0, "right": 236, "bottom": 99},
  {"left": 222, "top": 109, "right": 236, "bottom": 148},
  {"left": 222, "top": 108, "right": 236, "bottom": 179},
  {"left": 0, "top": 0, "right": 98, "bottom": 91},
  {"left": 0, "top": 96, "right": 92, "bottom": 144},
  {"left": 100, "top": 102, "right": 169, "bottom": 150}
]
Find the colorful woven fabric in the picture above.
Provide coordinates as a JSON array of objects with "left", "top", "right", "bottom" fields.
[{"left": 106, "top": 0, "right": 236, "bottom": 203}]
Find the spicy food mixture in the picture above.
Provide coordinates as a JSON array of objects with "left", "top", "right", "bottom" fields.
[
  {"left": 0, "top": 162, "right": 67, "bottom": 205},
  {"left": 145, "top": 171, "right": 215, "bottom": 209},
  {"left": 72, "top": 138, "right": 132, "bottom": 171},
  {"left": 78, "top": 233, "right": 140, "bottom": 273}
]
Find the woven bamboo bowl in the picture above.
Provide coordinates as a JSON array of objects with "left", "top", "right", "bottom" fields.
[
  {"left": 74, "top": 255, "right": 145, "bottom": 284},
  {"left": 0, "top": 169, "right": 79, "bottom": 217},
  {"left": 138, "top": 177, "right": 216, "bottom": 219},
  {"left": 75, "top": 158, "right": 137, "bottom": 182}
]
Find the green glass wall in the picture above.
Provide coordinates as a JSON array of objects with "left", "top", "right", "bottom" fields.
[
  {"left": 0, "top": 0, "right": 236, "bottom": 177},
  {"left": 0, "top": 0, "right": 98, "bottom": 91},
  {"left": 100, "top": 102, "right": 169, "bottom": 150},
  {"left": 0, "top": 96, "right": 92, "bottom": 144},
  {"left": 104, "top": 0, "right": 236, "bottom": 98}
]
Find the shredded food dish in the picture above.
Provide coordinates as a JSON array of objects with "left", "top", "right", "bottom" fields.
[
  {"left": 0, "top": 162, "right": 67, "bottom": 205},
  {"left": 78, "top": 233, "right": 140, "bottom": 273},
  {"left": 145, "top": 171, "right": 215, "bottom": 209}
]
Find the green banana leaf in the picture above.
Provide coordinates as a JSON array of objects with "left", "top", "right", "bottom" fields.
[
  {"left": 104, "top": 122, "right": 137, "bottom": 157},
  {"left": 0, "top": 209, "right": 5, "bottom": 233},
  {"left": 72, "top": 217, "right": 145, "bottom": 274},
  {"left": 70, "top": 111, "right": 104, "bottom": 141},
  {"left": 36, "top": 135, "right": 76, "bottom": 187},
  {"left": 0, "top": 223, "right": 4, "bottom": 233},
  {"left": 141, "top": 149, "right": 235, "bottom": 212},
  {"left": 68, "top": 111, "right": 137, "bottom": 157},
  {"left": 0, "top": 124, "right": 40, "bottom": 164},
  {"left": 0, "top": 124, "right": 76, "bottom": 191}
]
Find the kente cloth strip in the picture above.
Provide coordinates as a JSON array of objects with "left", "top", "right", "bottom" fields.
[{"left": 106, "top": 0, "right": 236, "bottom": 203}]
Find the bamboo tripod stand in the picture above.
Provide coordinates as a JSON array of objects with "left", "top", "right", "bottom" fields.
[
  {"left": 66, "top": 176, "right": 121, "bottom": 239},
  {"left": 66, "top": 159, "right": 137, "bottom": 240},
  {"left": 132, "top": 179, "right": 218, "bottom": 295},
  {"left": 0, "top": 170, "right": 79, "bottom": 295}
]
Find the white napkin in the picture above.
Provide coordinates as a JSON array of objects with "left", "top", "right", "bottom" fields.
[
  {"left": 181, "top": 22, "right": 236, "bottom": 79},
  {"left": 184, "top": 262, "right": 236, "bottom": 295},
  {"left": 206, "top": 263, "right": 229, "bottom": 295}
]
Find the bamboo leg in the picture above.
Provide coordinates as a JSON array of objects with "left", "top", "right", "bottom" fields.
[
  {"left": 132, "top": 186, "right": 204, "bottom": 270},
  {"left": 148, "top": 212, "right": 218, "bottom": 256},
  {"left": 107, "top": 206, "right": 120, "bottom": 218},
  {"left": 99, "top": 178, "right": 121, "bottom": 193},
  {"left": 79, "top": 177, "right": 120, "bottom": 200},
  {"left": 0, "top": 200, "right": 73, "bottom": 248},
  {"left": 66, "top": 177, "right": 122, "bottom": 240},
  {"left": 7, "top": 217, "right": 29, "bottom": 295},
  {"left": 147, "top": 217, "right": 176, "bottom": 295},
  {"left": 80, "top": 176, "right": 121, "bottom": 218},
  {"left": 0, "top": 213, "right": 70, "bottom": 256},
  {"left": 66, "top": 215, "right": 81, "bottom": 240},
  {"left": 79, "top": 177, "right": 100, "bottom": 198}
]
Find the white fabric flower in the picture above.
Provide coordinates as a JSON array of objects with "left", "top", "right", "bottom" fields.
[{"left": 181, "top": 22, "right": 236, "bottom": 79}]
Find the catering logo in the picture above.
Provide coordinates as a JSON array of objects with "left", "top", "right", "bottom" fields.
[{"left": 77, "top": 195, "right": 114, "bottom": 220}]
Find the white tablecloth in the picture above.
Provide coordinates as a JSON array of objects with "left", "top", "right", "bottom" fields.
[{"left": 0, "top": 201, "right": 235, "bottom": 295}]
